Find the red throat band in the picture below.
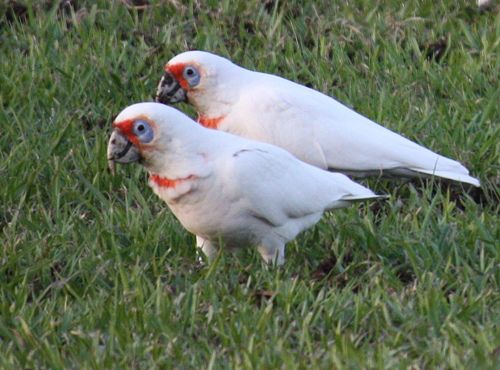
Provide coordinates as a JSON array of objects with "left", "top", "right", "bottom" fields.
[
  {"left": 198, "top": 115, "right": 224, "bottom": 129},
  {"left": 150, "top": 174, "right": 196, "bottom": 188}
]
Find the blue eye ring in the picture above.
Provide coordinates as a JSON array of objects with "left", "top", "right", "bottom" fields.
[
  {"left": 133, "top": 120, "right": 154, "bottom": 143},
  {"left": 183, "top": 65, "right": 200, "bottom": 87}
]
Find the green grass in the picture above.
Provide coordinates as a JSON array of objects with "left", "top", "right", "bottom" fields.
[{"left": 0, "top": 0, "right": 499, "bottom": 368}]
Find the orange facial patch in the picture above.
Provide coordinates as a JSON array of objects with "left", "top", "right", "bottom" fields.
[
  {"left": 166, "top": 63, "right": 190, "bottom": 90},
  {"left": 150, "top": 174, "right": 197, "bottom": 188},
  {"left": 113, "top": 119, "right": 139, "bottom": 145},
  {"left": 113, "top": 116, "right": 156, "bottom": 148},
  {"left": 198, "top": 115, "right": 225, "bottom": 130}
]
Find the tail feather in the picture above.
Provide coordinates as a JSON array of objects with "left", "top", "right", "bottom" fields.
[
  {"left": 411, "top": 168, "right": 480, "bottom": 187},
  {"left": 328, "top": 193, "right": 387, "bottom": 210},
  {"left": 342, "top": 194, "right": 389, "bottom": 202}
]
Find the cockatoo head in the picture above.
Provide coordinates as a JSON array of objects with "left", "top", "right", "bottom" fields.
[
  {"left": 155, "top": 51, "right": 239, "bottom": 110},
  {"left": 107, "top": 102, "right": 196, "bottom": 172}
]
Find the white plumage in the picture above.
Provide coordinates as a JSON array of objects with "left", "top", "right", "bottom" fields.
[
  {"left": 107, "top": 103, "right": 384, "bottom": 265},
  {"left": 156, "top": 51, "right": 480, "bottom": 187}
]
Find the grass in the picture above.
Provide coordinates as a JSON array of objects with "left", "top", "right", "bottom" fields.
[{"left": 0, "top": 0, "right": 498, "bottom": 368}]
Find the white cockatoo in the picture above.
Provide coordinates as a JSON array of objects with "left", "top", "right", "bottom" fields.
[
  {"left": 155, "top": 51, "right": 480, "bottom": 187},
  {"left": 107, "top": 103, "right": 384, "bottom": 265}
]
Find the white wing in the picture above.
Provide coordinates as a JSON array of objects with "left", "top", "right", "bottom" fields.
[
  {"left": 227, "top": 73, "right": 480, "bottom": 186},
  {"left": 216, "top": 141, "right": 380, "bottom": 230}
]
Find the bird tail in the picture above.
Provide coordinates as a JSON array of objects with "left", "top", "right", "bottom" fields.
[
  {"left": 411, "top": 168, "right": 480, "bottom": 187},
  {"left": 327, "top": 192, "right": 388, "bottom": 210},
  {"left": 342, "top": 194, "right": 389, "bottom": 202}
]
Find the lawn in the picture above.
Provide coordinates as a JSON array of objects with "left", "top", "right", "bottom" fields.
[{"left": 0, "top": 0, "right": 498, "bottom": 368}]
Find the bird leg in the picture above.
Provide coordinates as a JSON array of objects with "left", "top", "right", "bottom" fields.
[
  {"left": 257, "top": 241, "right": 285, "bottom": 266},
  {"left": 196, "top": 235, "right": 218, "bottom": 262}
]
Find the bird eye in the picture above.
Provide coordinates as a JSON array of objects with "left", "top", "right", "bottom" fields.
[
  {"left": 183, "top": 65, "right": 200, "bottom": 87},
  {"left": 133, "top": 120, "right": 154, "bottom": 143}
]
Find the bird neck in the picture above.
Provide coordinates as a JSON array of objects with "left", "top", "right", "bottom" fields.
[
  {"left": 190, "top": 92, "right": 232, "bottom": 121},
  {"left": 189, "top": 68, "right": 248, "bottom": 120},
  {"left": 143, "top": 125, "right": 213, "bottom": 182}
]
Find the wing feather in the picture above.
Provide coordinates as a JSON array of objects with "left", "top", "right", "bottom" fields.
[
  {"left": 229, "top": 73, "right": 479, "bottom": 186},
  {"left": 219, "top": 143, "right": 377, "bottom": 228}
]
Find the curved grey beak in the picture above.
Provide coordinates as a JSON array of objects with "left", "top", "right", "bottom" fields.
[
  {"left": 107, "top": 130, "right": 140, "bottom": 174},
  {"left": 155, "top": 70, "right": 187, "bottom": 104}
]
